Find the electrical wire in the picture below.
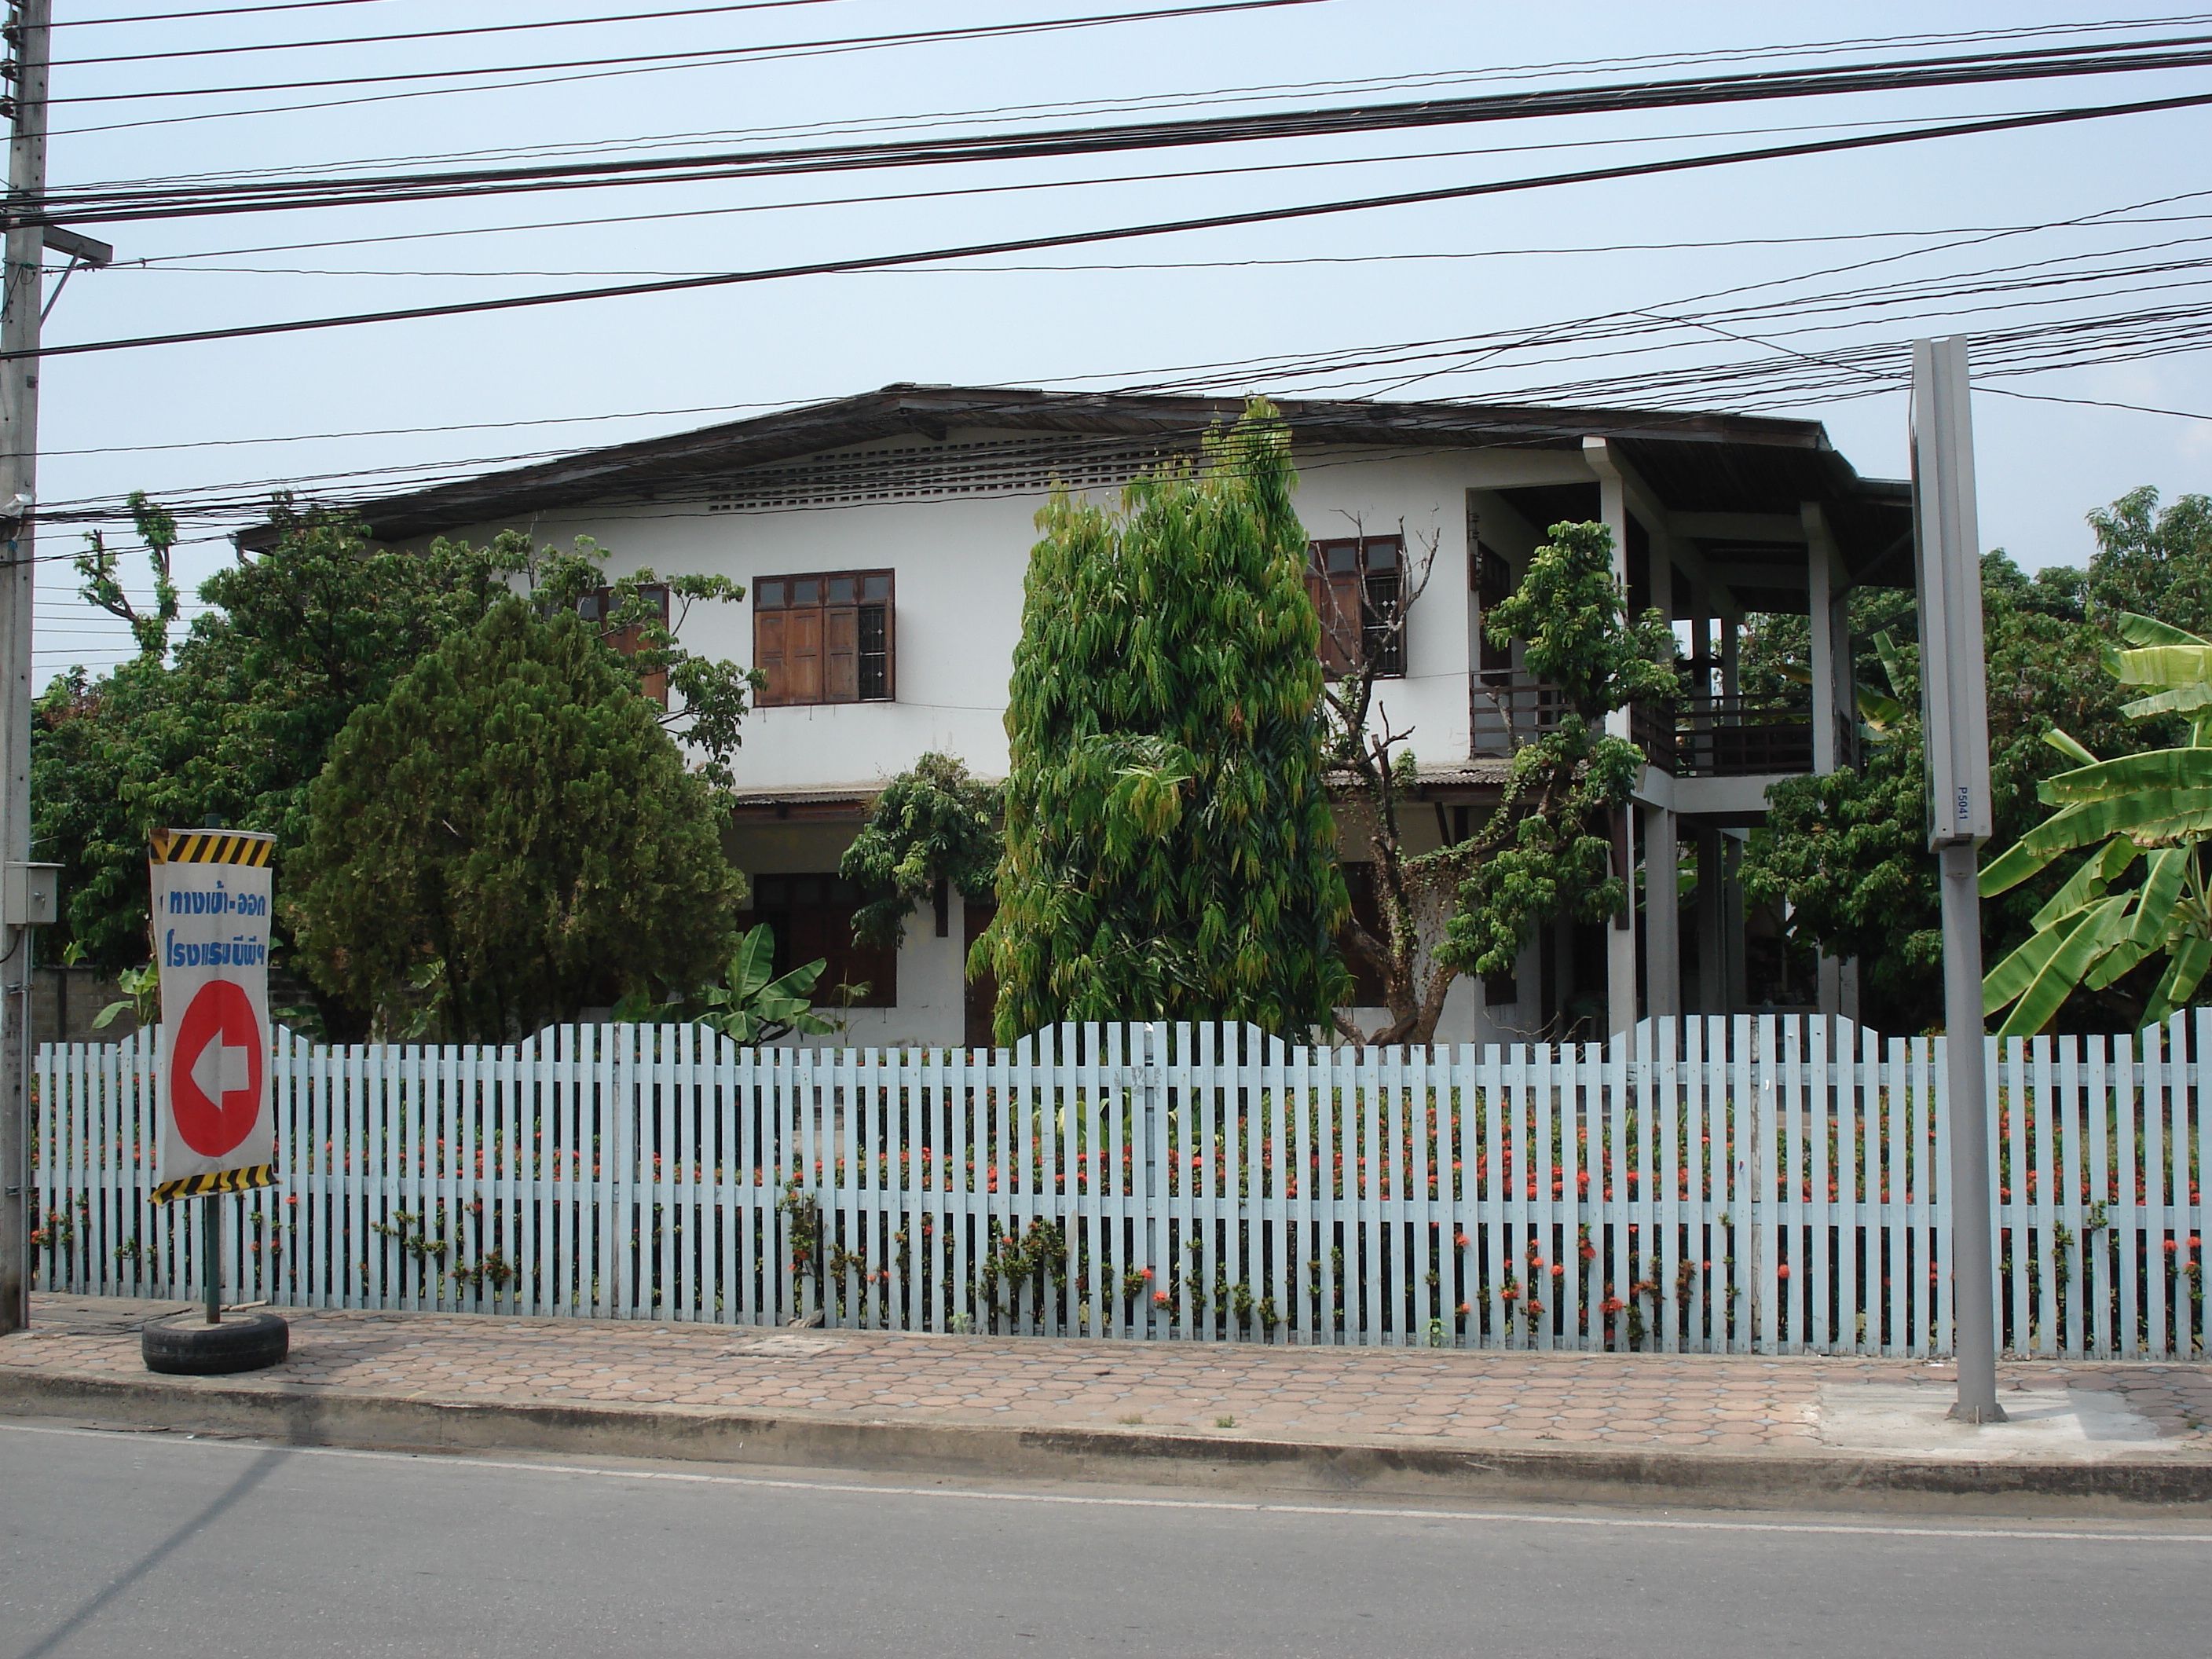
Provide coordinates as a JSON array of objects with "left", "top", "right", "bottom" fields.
[
  {"left": 49, "top": 1, "right": 860, "bottom": 67},
  {"left": 35, "top": 34, "right": 2212, "bottom": 226},
  {"left": 19, "top": 89, "right": 2212, "bottom": 361},
  {"left": 62, "top": 108, "right": 2102, "bottom": 250},
  {"left": 48, "top": 9, "right": 2212, "bottom": 143},
  {"left": 33, "top": 207, "right": 2212, "bottom": 463},
  {"left": 36, "top": 1, "right": 1328, "bottom": 105},
  {"left": 53, "top": 0, "right": 389, "bottom": 24},
  {"left": 43, "top": 268, "right": 2212, "bottom": 525},
  {"left": 92, "top": 13, "right": 2212, "bottom": 193},
  {"left": 117, "top": 211, "right": 2212, "bottom": 277}
]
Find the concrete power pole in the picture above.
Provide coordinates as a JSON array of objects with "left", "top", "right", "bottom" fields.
[
  {"left": 0, "top": 0, "right": 49, "bottom": 1339},
  {"left": 1911, "top": 335, "right": 2005, "bottom": 1424}
]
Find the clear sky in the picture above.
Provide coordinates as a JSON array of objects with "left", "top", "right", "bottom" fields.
[{"left": 31, "top": 0, "right": 2212, "bottom": 679}]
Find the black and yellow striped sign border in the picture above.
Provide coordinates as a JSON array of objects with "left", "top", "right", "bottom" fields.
[
  {"left": 153, "top": 1164, "right": 276, "bottom": 1203},
  {"left": 149, "top": 829, "right": 276, "bottom": 867}
]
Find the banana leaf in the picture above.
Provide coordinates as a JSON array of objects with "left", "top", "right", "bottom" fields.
[
  {"left": 2085, "top": 936, "right": 2151, "bottom": 994},
  {"left": 2030, "top": 836, "right": 2137, "bottom": 931},
  {"left": 2082, "top": 848, "right": 2192, "bottom": 992},
  {"left": 1996, "top": 895, "right": 2133, "bottom": 1037},
  {"left": 2116, "top": 612, "right": 2207, "bottom": 649},
  {"left": 2127, "top": 846, "right": 2190, "bottom": 950},
  {"left": 2042, "top": 727, "right": 2097, "bottom": 767},
  {"left": 2122, "top": 684, "right": 2212, "bottom": 720},
  {"left": 2113, "top": 645, "right": 2212, "bottom": 690},
  {"left": 1983, "top": 921, "right": 2074, "bottom": 1016},
  {"left": 1982, "top": 819, "right": 2086, "bottom": 896},
  {"left": 2144, "top": 936, "right": 2212, "bottom": 1028},
  {"left": 2018, "top": 789, "right": 2212, "bottom": 854},
  {"left": 2038, "top": 749, "right": 2212, "bottom": 804}
]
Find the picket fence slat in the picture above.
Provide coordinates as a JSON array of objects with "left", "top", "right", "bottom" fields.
[{"left": 29, "top": 1016, "right": 2207, "bottom": 1357}]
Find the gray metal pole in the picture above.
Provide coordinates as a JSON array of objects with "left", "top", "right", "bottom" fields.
[
  {"left": 0, "top": 0, "right": 50, "bottom": 1341},
  {"left": 1940, "top": 844, "right": 2001, "bottom": 1419},
  {"left": 1911, "top": 335, "right": 2004, "bottom": 1423}
]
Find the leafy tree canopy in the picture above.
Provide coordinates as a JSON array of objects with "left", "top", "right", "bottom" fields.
[
  {"left": 34, "top": 501, "right": 760, "bottom": 1035},
  {"left": 295, "top": 598, "right": 741, "bottom": 1042},
  {"left": 978, "top": 398, "right": 1351, "bottom": 1039},
  {"left": 1437, "top": 521, "right": 1676, "bottom": 986},
  {"left": 1744, "top": 539, "right": 2172, "bottom": 1033},
  {"left": 2086, "top": 485, "right": 2212, "bottom": 632},
  {"left": 840, "top": 752, "right": 1003, "bottom": 951}
]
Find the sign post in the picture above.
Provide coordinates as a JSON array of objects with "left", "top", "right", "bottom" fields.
[
  {"left": 1911, "top": 335, "right": 2005, "bottom": 1424},
  {"left": 148, "top": 828, "right": 278, "bottom": 1326}
]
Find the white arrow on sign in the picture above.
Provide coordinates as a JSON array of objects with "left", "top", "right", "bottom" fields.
[{"left": 189, "top": 1033, "right": 253, "bottom": 1105}]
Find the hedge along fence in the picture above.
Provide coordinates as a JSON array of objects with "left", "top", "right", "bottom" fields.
[{"left": 28, "top": 1016, "right": 2209, "bottom": 1357}]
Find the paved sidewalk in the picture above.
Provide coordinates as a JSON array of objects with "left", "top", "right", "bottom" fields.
[{"left": 8, "top": 1293, "right": 2212, "bottom": 1465}]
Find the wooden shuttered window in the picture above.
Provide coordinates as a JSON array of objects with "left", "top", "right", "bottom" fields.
[
  {"left": 753, "top": 569, "right": 893, "bottom": 707},
  {"left": 577, "top": 583, "right": 671, "bottom": 706},
  {"left": 1306, "top": 536, "right": 1404, "bottom": 678}
]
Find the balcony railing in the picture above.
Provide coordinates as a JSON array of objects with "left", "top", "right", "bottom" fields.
[
  {"left": 1472, "top": 677, "right": 1821, "bottom": 778},
  {"left": 1672, "top": 694, "right": 1815, "bottom": 778}
]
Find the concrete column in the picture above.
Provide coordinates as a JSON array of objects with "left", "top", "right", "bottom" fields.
[
  {"left": 1644, "top": 805, "right": 1679, "bottom": 1020},
  {"left": 1806, "top": 509, "right": 1839, "bottom": 776},
  {"left": 1723, "top": 833, "right": 1748, "bottom": 1012},
  {"left": 1584, "top": 438, "right": 1635, "bottom": 745},
  {"left": 1695, "top": 826, "right": 1726, "bottom": 1015},
  {"left": 1608, "top": 805, "right": 1639, "bottom": 1038}
]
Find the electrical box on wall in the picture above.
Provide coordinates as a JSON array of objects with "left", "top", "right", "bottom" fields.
[{"left": 3, "top": 862, "right": 60, "bottom": 927}]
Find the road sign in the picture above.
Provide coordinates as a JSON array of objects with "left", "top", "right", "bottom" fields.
[{"left": 150, "top": 829, "right": 277, "bottom": 1203}]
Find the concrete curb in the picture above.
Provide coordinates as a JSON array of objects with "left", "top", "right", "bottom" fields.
[{"left": 7, "top": 1368, "right": 2212, "bottom": 1514}]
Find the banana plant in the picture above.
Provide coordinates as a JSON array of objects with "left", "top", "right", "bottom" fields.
[
  {"left": 1763, "top": 635, "right": 1910, "bottom": 738},
  {"left": 1982, "top": 612, "right": 2212, "bottom": 1034},
  {"left": 611, "top": 924, "right": 844, "bottom": 1045}
]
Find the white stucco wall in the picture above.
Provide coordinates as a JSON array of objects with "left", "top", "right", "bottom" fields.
[{"left": 433, "top": 428, "right": 1599, "bottom": 795}]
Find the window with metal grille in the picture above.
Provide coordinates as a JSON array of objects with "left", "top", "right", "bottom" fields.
[
  {"left": 752, "top": 569, "right": 894, "bottom": 707},
  {"left": 1306, "top": 536, "right": 1404, "bottom": 678}
]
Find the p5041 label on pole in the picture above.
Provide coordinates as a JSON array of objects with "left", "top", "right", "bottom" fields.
[{"left": 148, "top": 829, "right": 277, "bottom": 1203}]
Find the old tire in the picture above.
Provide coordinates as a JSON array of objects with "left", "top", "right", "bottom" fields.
[{"left": 141, "top": 1311, "right": 289, "bottom": 1376}]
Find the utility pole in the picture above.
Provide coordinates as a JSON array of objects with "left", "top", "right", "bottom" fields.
[
  {"left": 0, "top": 0, "right": 49, "bottom": 1339},
  {"left": 1911, "top": 335, "right": 2005, "bottom": 1423}
]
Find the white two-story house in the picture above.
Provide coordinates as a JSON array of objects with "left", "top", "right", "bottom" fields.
[{"left": 295, "top": 384, "right": 1911, "bottom": 1046}]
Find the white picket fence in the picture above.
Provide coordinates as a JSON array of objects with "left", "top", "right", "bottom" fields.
[{"left": 28, "top": 1016, "right": 2208, "bottom": 1357}]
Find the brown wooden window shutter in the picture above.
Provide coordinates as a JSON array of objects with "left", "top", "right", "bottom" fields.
[
  {"left": 784, "top": 606, "right": 822, "bottom": 705},
  {"left": 1309, "top": 538, "right": 1404, "bottom": 677},
  {"left": 825, "top": 605, "right": 859, "bottom": 702},
  {"left": 753, "top": 569, "right": 895, "bottom": 708}
]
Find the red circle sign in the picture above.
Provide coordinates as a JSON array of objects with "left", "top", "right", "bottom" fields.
[{"left": 170, "top": 980, "right": 266, "bottom": 1157}]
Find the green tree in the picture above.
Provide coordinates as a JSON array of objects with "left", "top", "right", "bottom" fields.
[
  {"left": 839, "top": 752, "right": 1003, "bottom": 950},
  {"left": 1744, "top": 550, "right": 2157, "bottom": 1032},
  {"left": 295, "top": 598, "right": 741, "bottom": 1041},
  {"left": 976, "top": 399, "right": 1350, "bottom": 1039},
  {"left": 2086, "top": 485, "right": 2212, "bottom": 632},
  {"left": 34, "top": 503, "right": 760, "bottom": 1034},
  {"left": 75, "top": 491, "right": 181, "bottom": 661},
  {"left": 1436, "top": 522, "right": 1676, "bottom": 996}
]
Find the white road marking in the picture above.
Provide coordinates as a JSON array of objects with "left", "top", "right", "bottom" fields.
[{"left": 3, "top": 1419, "right": 2207, "bottom": 1544}]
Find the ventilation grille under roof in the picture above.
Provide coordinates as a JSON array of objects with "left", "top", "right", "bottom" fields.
[{"left": 706, "top": 433, "right": 1189, "bottom": 512}]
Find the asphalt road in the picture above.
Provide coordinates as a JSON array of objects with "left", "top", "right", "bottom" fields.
[{"left": 5, "top": 1417, "right": 2210, "bottom": 1659}]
